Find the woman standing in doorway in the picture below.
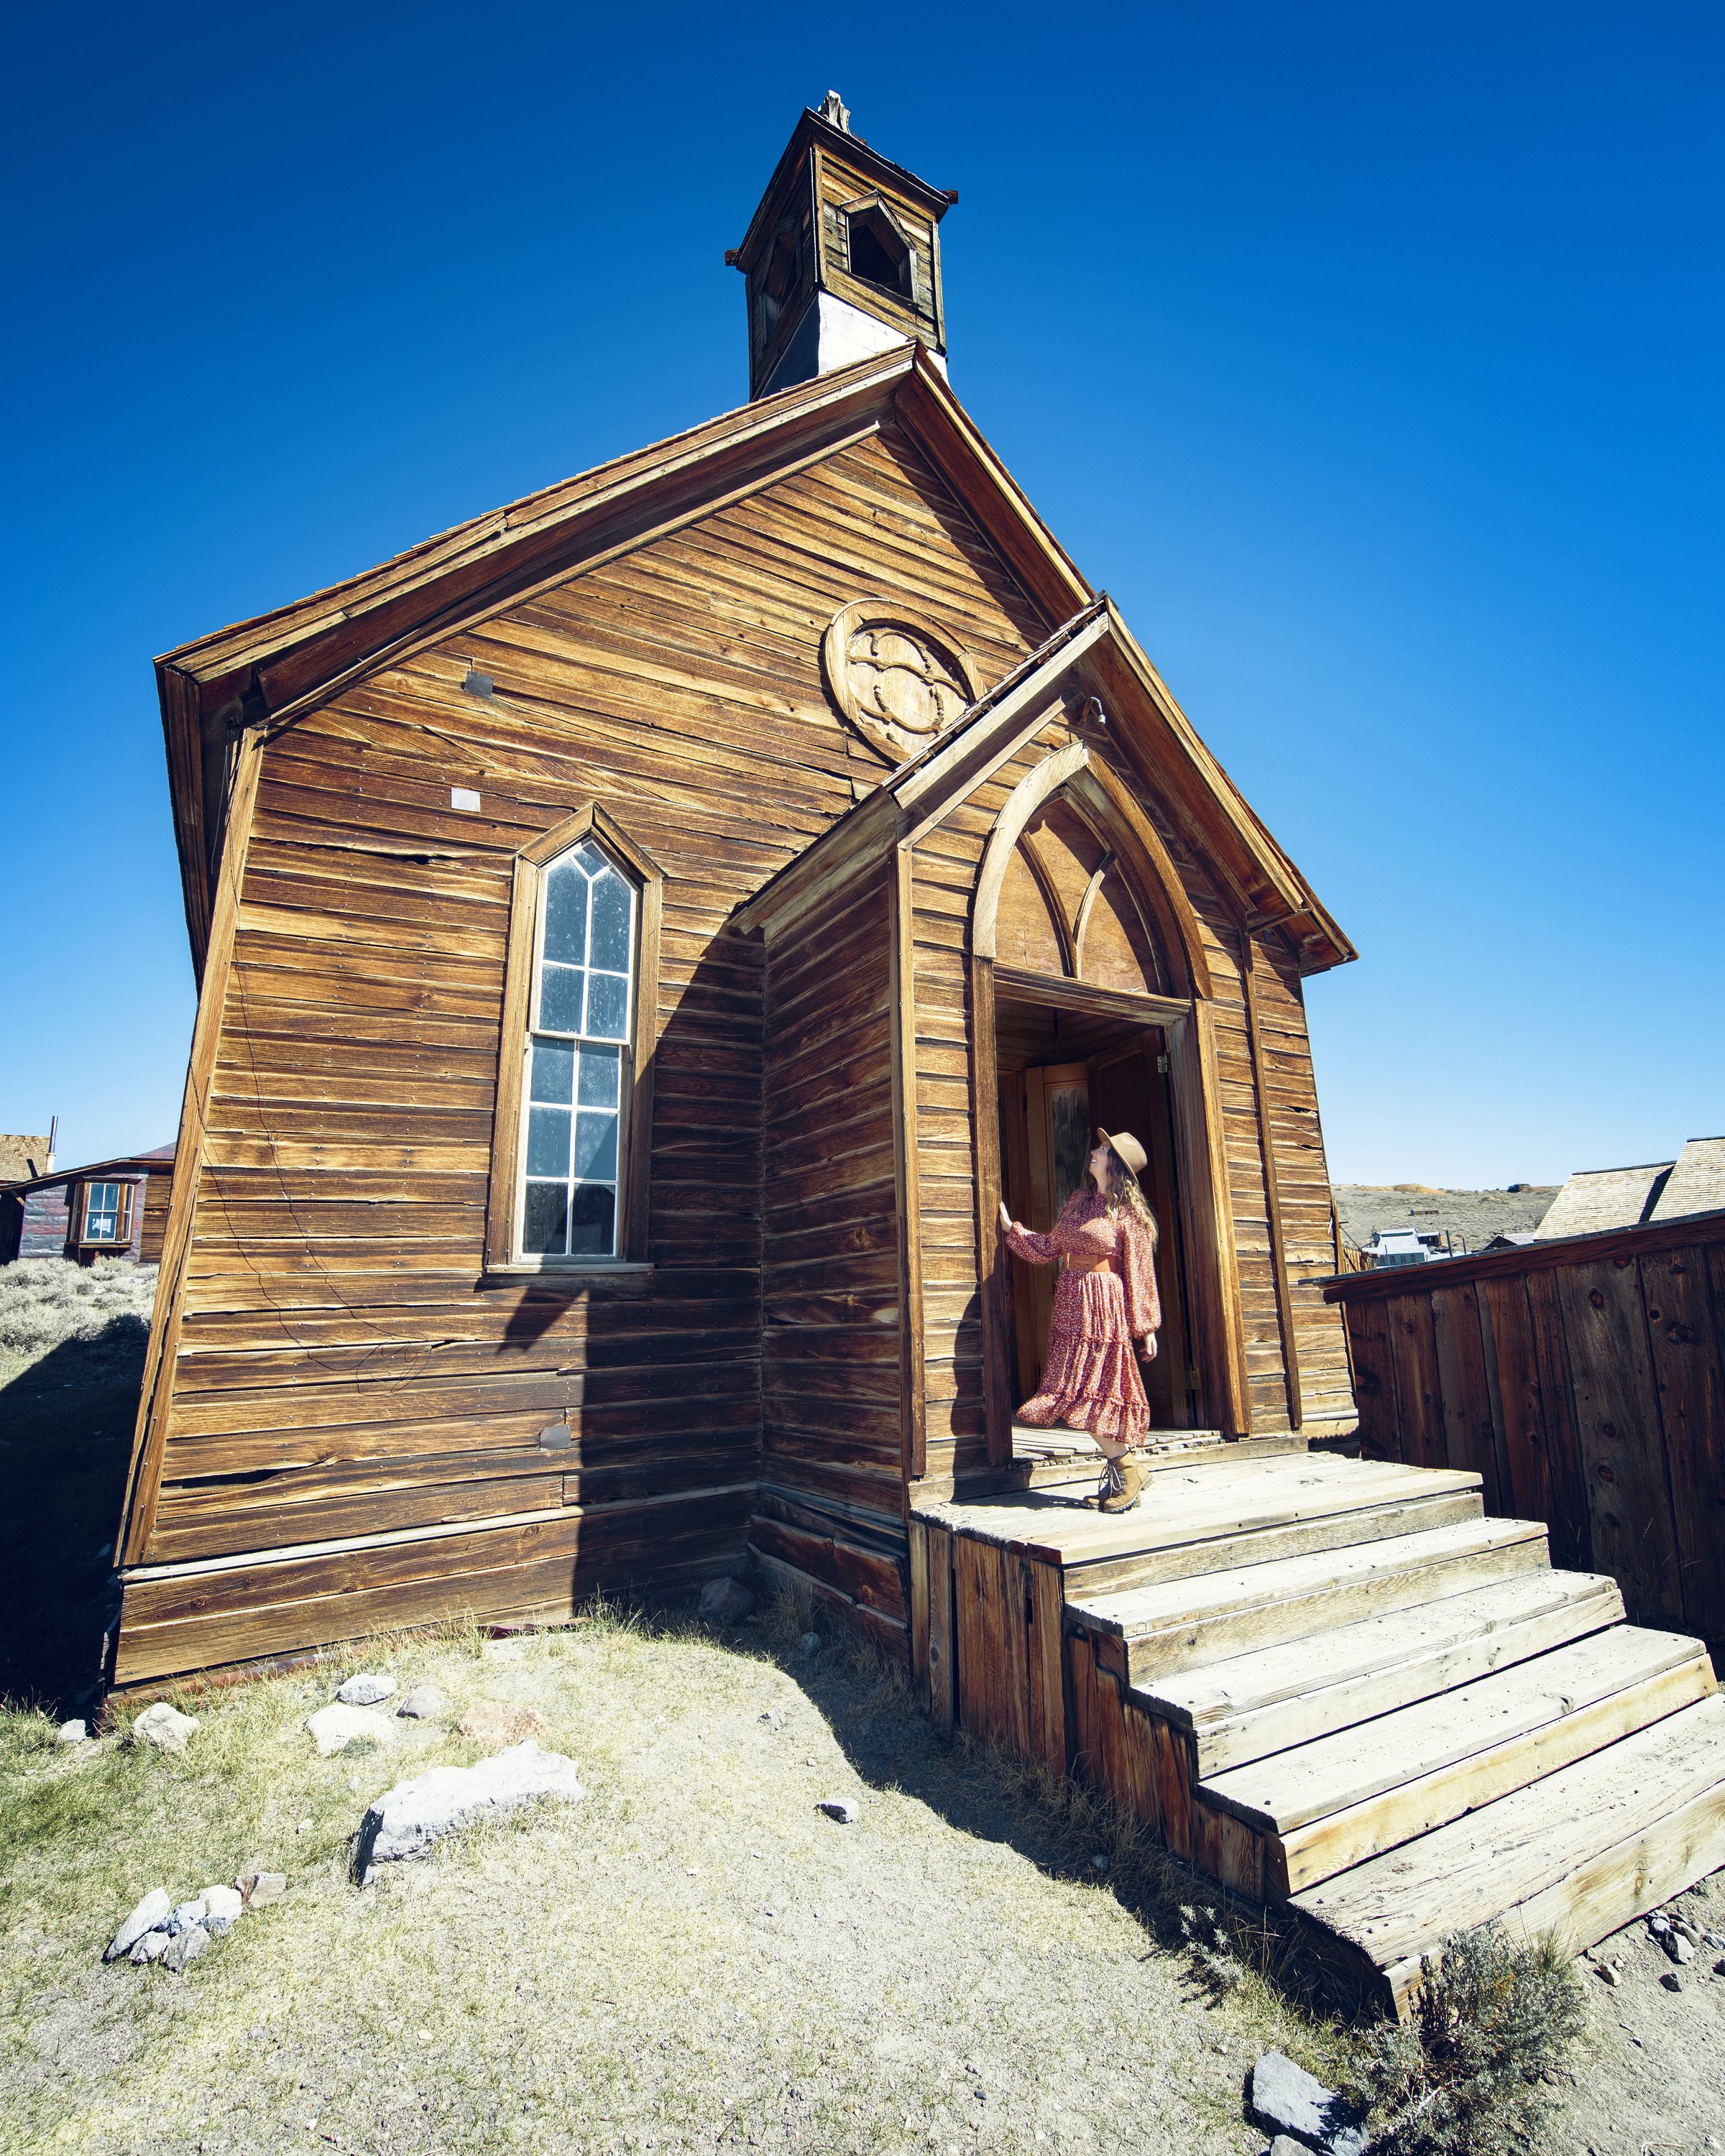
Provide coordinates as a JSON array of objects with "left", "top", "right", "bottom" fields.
[{"left": 998, "top": 1130, "right": 1162, "bottom": 1513}]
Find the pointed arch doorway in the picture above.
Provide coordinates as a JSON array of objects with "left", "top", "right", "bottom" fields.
[{"left": 970, "top": 745, "right": 1246, "bottom": 1467}]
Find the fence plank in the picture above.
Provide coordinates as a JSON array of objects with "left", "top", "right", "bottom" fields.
[
  {"left": 1557, "top": 1260, "right": 1684, "bottom": 1628},
  {"left": 1644, "top": 1245, "right": 1725, "bottom": 1651},
  {"left": 1430, "top": 1281, "right": 1501, "bottom": 1509},
  {"left": 1386, "top": 1295, "right": 1446, "bottom": 1470}
]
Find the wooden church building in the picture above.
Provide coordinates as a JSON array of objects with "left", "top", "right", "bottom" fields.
[
  {"left": 114, "top": 99, "right": 1725, "bottom": 2010},
  {"left": 115, "top": 98, "right": 1358, "bottom": 1685}
]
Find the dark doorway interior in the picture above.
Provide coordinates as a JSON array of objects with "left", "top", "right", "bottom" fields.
[{"left": 994, "top": 990, "right": 1198, "bottom": 1431}]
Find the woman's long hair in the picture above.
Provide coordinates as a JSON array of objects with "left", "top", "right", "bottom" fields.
[{"left": 1098, "top": 1143, "right": 1158, "bottom": 1240}]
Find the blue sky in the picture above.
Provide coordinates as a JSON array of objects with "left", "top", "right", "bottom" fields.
[{"left": 4, "top": 1, "right": 1719, "bottom": 1185}]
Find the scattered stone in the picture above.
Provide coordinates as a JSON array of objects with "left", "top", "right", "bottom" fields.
[
  {"left": 294, "top": 1818, "right": 313, "bottom": 1835},
  {"left": 1703, "top": 1929, "right": 1725, "bottom": 1948},
  {"left": 1648, "top": 1912, "right": 1673, "bottom": 1938},
  {"left": 170, "top": 1898, "right": 208, "bottom": 1935},
  {"left": 351, "top": 1738, "right": 585, "bottom": 1878},
  {"left": 106, "top": 1888, "right": 172, "bottom": 1962},
  {"left": 758, "top": 1709, "right": 783, "bottom": 1731},
  {"left": 162, "top": 1925, "right": 211, "bottom": 1973},
  {"left": 1594, "top": 1960, "right": 1622, "bottom": 1987},
  {"left": 1090, "top": 1854, "right": 1108, "bottom": 1871},
  {"left": 698, "top": 1575, "right": 755, "bottom": 1623},
  {"left": 201, "top": 1884, "right": 243, "bottom": 1926},
  {"left": 131, "top": 1702, "right": 199, "bottom": 1754},
  {"left": 56, "top": 1719, "right": 88, "bottom": 1745},
  {"left": 1247, "top": 2051, "right": 1368, "bottom": 2156},
  {"left": 1667, "top": 1933, "right": 1694, "bottom": 1965},
  {"left": 305, "top": 1703, "right": 396, "bottom": 1757},
  {"left": 456, "top": 1700, "right": 551, "bottom": 1749},
  {"left": 237, "top": 1871, "right": 286, "bottom": 1907},
  {"left": 128, "top": 1930, "right": 170, "bottom": 1964},
  {"left": 816, "top": 1797, "right": 860, "bottom": 1825},
  {"left": 1660, "top": 1970, "right": 1683, "bottom": 1993},
  {"left": 1714, "top": 1956, "right": 1725, "bottom": 1979},
  {"left": 798, "top": 1631, "right": 822, "bottom": 1657},
  {"left": 1268, "top": 2141, "right": 1308, "bottom": 2156},
  {"left": 396, "top": 1685, "right": 445, "bottom": 1720},
  {"left": 335, "top": 1672, "right": 396, "bottom": 1707}
]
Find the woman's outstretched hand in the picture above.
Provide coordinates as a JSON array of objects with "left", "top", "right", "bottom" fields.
[
  {"left": 998, "top": 1200, "right": 1013, "bottom": 1234},
  {"left": 1138, "top": 1335, "right": 1158, "bottom": 1361}
]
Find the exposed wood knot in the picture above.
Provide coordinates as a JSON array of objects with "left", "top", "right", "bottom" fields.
[{"left": 1588, "top": 1289, "right": 1606, "bottom": 1309}]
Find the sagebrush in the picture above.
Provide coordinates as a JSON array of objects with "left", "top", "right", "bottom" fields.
[
  {"left": 1340, "top": 1922, "right": 1585, "bottom": 2156},
  {"left": 0, "top": 1257, "right": 157, "bottom": 1360}
]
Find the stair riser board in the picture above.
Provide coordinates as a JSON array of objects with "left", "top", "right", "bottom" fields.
[
  {"left": 1208, "top": 1628, "right": 1714, "bottom": 1839},
  {"left": 1384, "top": 1775, "right": 1725, "bottom": 2016},
  {"left": 1123, "top": 1534, "right": 1551, "bottom": 1684},
  {"left": 1063, "top": 1491, "right": 1484, "bottom": 1600},
  {"left": 1289, "top": 1694, "right": 1725, "bottom": 1975},
  {"left": 1264, "top": 1654, "right": 1718, "bottom": 1894},
  {"left": 1182, "top": 1580, "right": 1626, "bottom": 1777}
]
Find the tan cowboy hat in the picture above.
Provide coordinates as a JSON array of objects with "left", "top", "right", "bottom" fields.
[{"left": 1098, "top": 1128, "right": 1148, "bottom": 1179}]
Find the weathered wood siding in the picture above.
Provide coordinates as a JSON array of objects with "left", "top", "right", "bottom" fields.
[
  {"left": 1328, "top": 1214, "right": 1725, "bottom": 1657},
  {"left": 755, "top": 855, "right": 908, "bottom": 1636},
  {"left": 116, "top": 423, "right": 1044, "bottom": 1680}
]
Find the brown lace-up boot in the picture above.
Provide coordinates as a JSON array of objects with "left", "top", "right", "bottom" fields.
[{"left": 1099, "top": 1452, "right": 1146, "bottom": 1514}]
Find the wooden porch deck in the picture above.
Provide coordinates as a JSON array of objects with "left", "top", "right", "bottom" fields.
[{"left": 908, "top": 1439, "right": 1725, "bottom": 2016}]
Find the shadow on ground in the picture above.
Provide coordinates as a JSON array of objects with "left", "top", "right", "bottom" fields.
[{"left": 0, "top": 1331, "right": 142, "bottom": 1716}]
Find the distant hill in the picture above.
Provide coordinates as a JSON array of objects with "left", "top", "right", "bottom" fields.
[{"left": 1333, "top": 1182, "right": 1559, "bottom": 1257}]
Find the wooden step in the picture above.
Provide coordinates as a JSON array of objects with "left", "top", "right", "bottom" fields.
[
  {"left": 1073, "top": 1515, "right": 1550, "bottom": 1682},
  {"left": 1206, "top": 1626, "right": 1716, "bottom": 1893},
  {"left": 1142, "top": 1568, "right": 1626, "bottom": 1775},
  {"left": 1290, "top": 1692, "right": 1725, "bottom": 2012}
]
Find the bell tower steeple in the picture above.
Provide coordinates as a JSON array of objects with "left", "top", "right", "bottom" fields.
[{"left": 727, "top": 96, "right": 956, "bottom": 401}]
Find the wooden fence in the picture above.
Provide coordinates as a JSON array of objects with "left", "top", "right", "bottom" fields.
[{"left": 1323, "top": 1209, "right": 1725, "bottom": 1657}]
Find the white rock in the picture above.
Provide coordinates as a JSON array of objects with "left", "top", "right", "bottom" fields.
[
  {"left": 1248, "top": 2052, "right": 1368, "bottom": 2156},
  {"left": 128, "top": 1930, "right": 170, "bottom": 1964},
  {"left": 698, "top": 1576, "right": 755, "bottom": 1623},
  {"left": 106, "top": 1887, "right": 171, "bottom": 1961},
  {"left": 170, "top": 1898, "right": 208, "bottom": 1934},
  {"left": 56, "top": 1719, "right": 88, "bottom": 1745},
  {"left": 396, "top": 1685, "right": 445, "bottom": 1720},
  {"left": 1669, "top": 1934, "right": 1694, "bottom": 1965},
  {"left": 201, "top": 1885, "right": 243, "bottom": 1922},
  {"left": 305, "top": 1703, "right": 396, "bottom": 1756},
  {"left": 162, "top": 1925, "right": 210, "bottom": 1973},
  {"left": 237, "top": 1870, "right": 286, "bottom": 1907},
  {"left": 798, "top": 1631, "right": 822, "bottom": 1657},
  {"left": 352, "top": 1738, "right": 585, "bottom": 1876},
  {"left": 336, "top": 1672, "right": 396, "bottom": 1707},
  {"left": 816, "top": 1796, "right": 860, "bottom": 1825},
  {"left": 131, "top": 1702, "right": 199, "bottom": 1754}
]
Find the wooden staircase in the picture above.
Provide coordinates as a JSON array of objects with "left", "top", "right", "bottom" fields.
[{"left": 908, "top": 1439, "right": 1725, "bottom": 2015}]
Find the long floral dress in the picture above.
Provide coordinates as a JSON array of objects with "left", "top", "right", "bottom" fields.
[{"left": 1005, "top": 1190, "right": 1161, "bottom": 1447}]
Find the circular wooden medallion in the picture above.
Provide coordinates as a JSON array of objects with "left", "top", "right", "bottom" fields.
[{"left": 820, "top": 599, "right": 984, "bottom": 766}]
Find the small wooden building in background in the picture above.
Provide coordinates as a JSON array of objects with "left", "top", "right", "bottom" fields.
[
  {"left": 110, "top": 103, "right": 1358, "bottom": 1688},
  {"left": 1, "top": 1146, "right": 175, "bottom": 1267}
]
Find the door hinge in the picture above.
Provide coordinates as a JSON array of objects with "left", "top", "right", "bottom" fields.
[{"left": 1156, "top": 1054, "right": 1170, "bottom": 1074}]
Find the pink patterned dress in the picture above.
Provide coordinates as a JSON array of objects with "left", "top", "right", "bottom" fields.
[{"left": 1006, "top": 1191, "right": 1161, "bottom": 1447}]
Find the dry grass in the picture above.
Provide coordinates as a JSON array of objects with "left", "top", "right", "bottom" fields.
[
  {"left": 0, "top": 1591, "right": 1354, "bottom": 2155},
  {"left": 0, "top": 1258, "right": 157, "bottom": 1371}
]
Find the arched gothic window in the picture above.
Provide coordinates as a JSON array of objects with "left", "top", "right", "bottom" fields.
[
  {"left": 519, "top": 839, "right": 638, "bottom": 1258},
  {"left": 486, "top": 805, "right": 663, "bottom": 1273}
]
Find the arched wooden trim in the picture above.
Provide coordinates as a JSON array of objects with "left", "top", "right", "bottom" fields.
[
  {"left": 1066, "top": 760, "right": 1214, "bottom": 1001},
  {"left": 484, "top": 803, "right": 666, "bottom": 1271},
  {"left": 1017, "top": 829, "right": 1077, "bottom": 975},
  {"left": 971, "top": 741, "right": 1090, "bottom": 961},
  {"left": 1070, "top": 854, "right": 1113, "bottom": 979}
]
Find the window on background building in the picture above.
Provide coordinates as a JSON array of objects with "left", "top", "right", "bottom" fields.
[
  {"left": 518, "top": 839, "right": 638, "bottom": 1260},
  {"left": 81, "top": 1181, "right": 132, "bottom": 1245}
]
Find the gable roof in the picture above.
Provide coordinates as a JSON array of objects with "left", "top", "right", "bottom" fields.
[
  {"left": 4, "top": 1145, "right": 175, "bottom": 1198},
  {"left": 732, "top": 597, "right": 1355, "bottom": 974},
  {"left": 155, "top": 343, "right": 1349, "bottom": 977},
  {"left": 157, "top": 343, "right": 1093, "bottom": 972}
]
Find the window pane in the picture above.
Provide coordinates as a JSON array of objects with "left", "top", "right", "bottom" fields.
[
  {"left": 577, "top": 1042, "right": 621, "bottom": 1107},
  {"left": 526, "top": 1105, "right": 571, "bottom": 1178},
  {"left": 569, "top": 1184, "right": 615, "bottom": 1256},
  {"left": 539, "top": 963, "right": 585, "bottom": 1033},
  {"left": 522, "top": 1181, "right": 569, "bottom": 1255},
  {"left": 542, "top": 862, "right": 587, "bottom": 965},
  {"left": 86, "top": 1182, "right": 121, "bottom": 1240},
  {"left": 573, "top": 1110, "right": 618, "bottom": 1181},
  {"left": 571, "top": 841, "right": 606, "bottom": 878},
  {"left": 584, "top": 971, "right": 629, "bottom": 1041},
  {"left": 589, "top": 871, "right": 634, "bottom": 971},
  {"left": 530, "top": 1038, "right": 575, "bottom": 1104}
]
